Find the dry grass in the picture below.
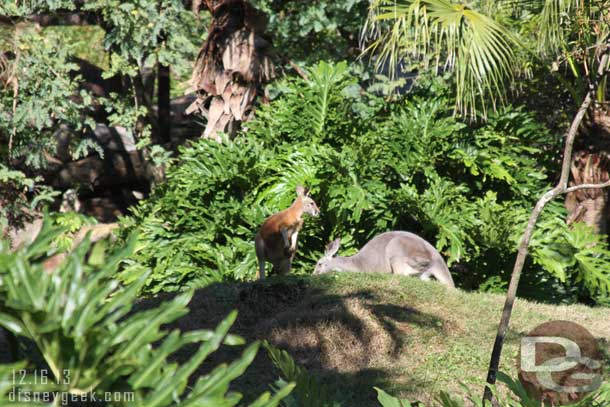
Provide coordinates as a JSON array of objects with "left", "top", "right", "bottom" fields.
[{"left": 142, "top": 272, "right": 610, "bottom": 406}]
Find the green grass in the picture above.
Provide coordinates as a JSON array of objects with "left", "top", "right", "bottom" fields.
[{"left": 150, "top": 272, "right": 610, "bottom": 406}]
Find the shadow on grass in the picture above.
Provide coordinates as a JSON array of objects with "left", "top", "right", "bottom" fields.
[{"left": 134, "top": 275, "right": 446, "bottom": 406}]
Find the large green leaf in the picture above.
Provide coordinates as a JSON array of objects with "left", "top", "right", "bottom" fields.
[{"left": 374, "top": 387, "right": 413, "bottom": 407}]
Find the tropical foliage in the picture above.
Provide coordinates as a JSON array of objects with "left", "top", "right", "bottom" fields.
[
  {"left": 1, "top": 1, "right": 609, "bottom": 406},
  {"left": 0, "top": 27, "right": 98, "bottom": 170},
  {"left": 253, "top": 0, "right": 369, "bottom": 64},
  {"left": 363, "top": 0, "right": 610, "bottom": 116},
  {"left": 363, "top": 0, "right": 519, "bottom": 117},
  {"left": 0, "top": 0, "right": 201, "bottom": 229},
  {"left": 0, "top": 219, "right": 293, "bottom": 406},
  {"left": 120, "top": 61, "right": 610, "bottom": 303}
]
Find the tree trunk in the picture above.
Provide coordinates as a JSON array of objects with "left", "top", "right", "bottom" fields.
[
  {"left": 565, "top": 105, "right": 610, "bottom": 234},
  {"left": 189, "top": 0, "right": 274, "bottom": 140},
  {"left": 565, "top": 152, "right": 610, "bottom": 234},
  {"left": 158, "top": 63, "right": 171, "bottom": 143}
]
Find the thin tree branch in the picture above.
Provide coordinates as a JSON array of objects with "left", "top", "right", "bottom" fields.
[
  {"left": 482, "top": 41, "right": 610, "bottom": 405},
  {"left": 564, "top": 180, "right": 610, "bottom": 193}
]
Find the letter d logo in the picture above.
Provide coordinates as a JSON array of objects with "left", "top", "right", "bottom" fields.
[{"left": 517, "top": 321, "right": 603, "bottom": 405}]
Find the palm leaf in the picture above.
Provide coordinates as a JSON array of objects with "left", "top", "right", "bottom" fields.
[
  {"left": 363, "top": 0, "right": 521, "bottom": 117},
  {"left": 537, "top": 0, "right": 579, "bottom": 54}
]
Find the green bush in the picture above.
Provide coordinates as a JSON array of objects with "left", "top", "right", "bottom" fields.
[
  {"left": 0, "top": 27, "right": 98, "bottom": 171},
  {"left": 252, "top": 0, "right": 369, "bottom": 64},
  {"left": 0, "top": 218, "right": 293, "bottom": 406},
  {"left": 0, "top": 0, "right": 201, "bottom": 228},
  {"left": 121, "top": 61, "right": 610, "bottom": 304},
  {"left": 0, "top": 166, "right": 60, "bottom": 232}
]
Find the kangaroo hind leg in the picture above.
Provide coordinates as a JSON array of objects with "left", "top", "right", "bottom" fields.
[
  {"left": 390, "top": 256, "right": 422, "bottom": 276},
  {"left": 257, "top": 258, "right": 266, "bottom": 280},
  {"left": 277, "top": 257, "right": 292, "bottom": 275},
  {"left": 255, "top": 233, "right": 266, "bottom": 280},
  {"left": 419, "top": 270, "right": 432, "bottom": 281}
]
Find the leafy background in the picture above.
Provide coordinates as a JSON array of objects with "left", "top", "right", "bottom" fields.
[{"left": 119, "top": 62, "right": 610, "bottom": 305}]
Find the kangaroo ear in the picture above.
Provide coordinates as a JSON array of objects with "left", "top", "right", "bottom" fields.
[
  {"left": 325, "top": 238, "right": 341, "bottom": 256},
  {"left": 296, "top": 185, "right": 305, "bottom": 196},
  {"left": 303, "top": 187, "right": 311, "bottom": 196}
]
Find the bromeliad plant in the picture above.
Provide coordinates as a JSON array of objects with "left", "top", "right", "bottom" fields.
[{"left": 0, "top": 218, "right": 293, "bottom": 406}]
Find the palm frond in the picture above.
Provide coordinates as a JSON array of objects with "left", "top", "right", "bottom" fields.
[
  {"left": 537, "top": 0, "right": 579, "bottom": 54},
  {"left": 363, "top": 0, "right": 521, "bottom": 117}
]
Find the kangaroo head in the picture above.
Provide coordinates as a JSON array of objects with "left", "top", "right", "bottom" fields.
[
  {"left": 314, "top": 238, "right": 341, "bottom": 274},
  {"left": 296, "top": 185, "right": 320, "bottom": 217}
]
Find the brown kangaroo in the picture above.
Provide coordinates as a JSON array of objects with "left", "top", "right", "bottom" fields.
[{"left": 255, "top": 186, "right": 320, "bottom": 280}]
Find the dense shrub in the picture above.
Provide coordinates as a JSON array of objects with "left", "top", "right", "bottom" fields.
[
  {"left": 252, "top": 0, "right": 369, "bottom": 64},
  {"left": 0, "top": 1, "right": 201, "bottom": 228},
  {"left": 121, "top": 62, "right": 610, "bottom": 304},
  {"left": 0, "top": 28, "right": 98, "bottom": 172}
]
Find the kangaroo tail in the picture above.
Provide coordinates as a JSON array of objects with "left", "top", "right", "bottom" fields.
[{"left": 429, "top": 258, "right": 455, "bottom": 288}]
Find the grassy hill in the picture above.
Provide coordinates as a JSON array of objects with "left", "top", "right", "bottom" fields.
[{"left": 154, "top": 272, "right": 610, "bottom": 406}]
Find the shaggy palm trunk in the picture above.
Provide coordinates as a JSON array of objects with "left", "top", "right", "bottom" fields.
[
  {"left": 565, "top": 106, "right": 610, "bottom": 234},
  {"left": 189, "top": 0, "right": 274, "bottom": 140}
]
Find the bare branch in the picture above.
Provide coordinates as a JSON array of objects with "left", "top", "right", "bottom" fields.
[{"left": 563, "top": 180, "right": 610, "bottom": 194}]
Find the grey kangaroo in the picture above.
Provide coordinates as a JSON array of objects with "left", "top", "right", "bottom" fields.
[{"left": 314, "top": 231, "right": 455, "bottom": 288}]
